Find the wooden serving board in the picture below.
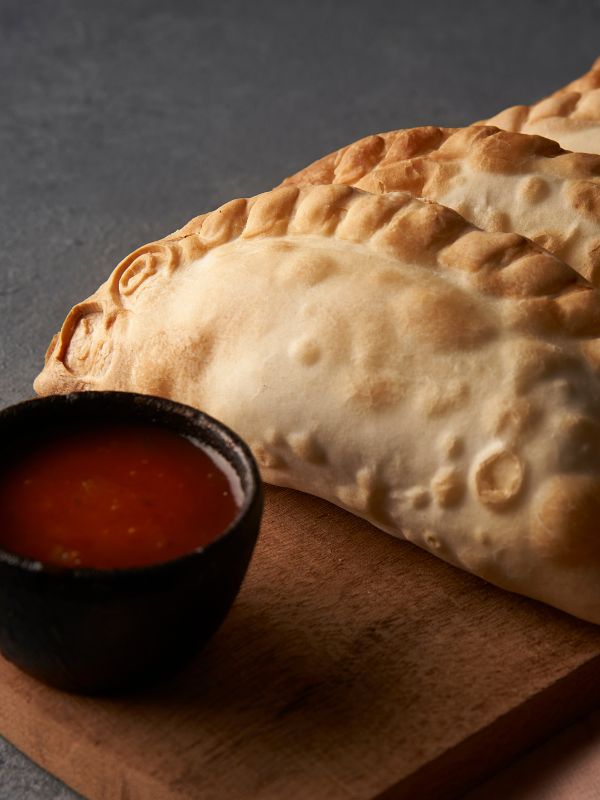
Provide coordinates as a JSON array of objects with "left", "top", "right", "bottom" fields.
[{"left": 3, "top": 486, "right": 600, "bottom": 800}]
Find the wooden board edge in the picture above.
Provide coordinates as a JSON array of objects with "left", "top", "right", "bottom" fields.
[
  {"left": 1, "top": 694, "right": 174, "bottom": 800},
  {"left": 374, "top": 651, "right": 600, "bottom": 800}
]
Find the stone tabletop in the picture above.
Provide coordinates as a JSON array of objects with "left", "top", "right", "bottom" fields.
[{"left": 1, "top": 0, "right": 600, "bottom": 797}]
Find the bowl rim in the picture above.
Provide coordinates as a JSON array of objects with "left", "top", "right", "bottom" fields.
[{"left": 0, "top": 390, "right": 263, "bottom": 581}]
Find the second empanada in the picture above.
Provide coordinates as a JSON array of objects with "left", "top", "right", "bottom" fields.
[
  {"left": 480, "top": 57, "right": 600, "bottom": 155},
  {"left": 281, "top": 124, "right": 600, "bottom": 284}
]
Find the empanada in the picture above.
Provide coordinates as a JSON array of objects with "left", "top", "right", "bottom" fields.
[
  {"left": 281, "top": 124, "right": 600, "bottom": 284},
  {"left": 480, "top": 57, "right": 600, "bottom": 155},
  {"left": 35, "top": 185, "right": 600, "bottom": 623}
]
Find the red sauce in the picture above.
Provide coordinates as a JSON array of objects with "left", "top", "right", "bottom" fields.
[{"left": 0, "top": 423, "right": 240, "bottom": 569}]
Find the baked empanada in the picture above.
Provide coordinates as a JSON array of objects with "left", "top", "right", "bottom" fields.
[
  {"left": 480, "top": 57, "right": 600, "bottom": 155},
  {"left": 281, "top": 124, "right": 600, "bottom": 284},
  {"left": 35, "top": 185, "right": 600, "bottom": 624}
]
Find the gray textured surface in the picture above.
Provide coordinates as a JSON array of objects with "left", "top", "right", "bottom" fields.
[{"left": 1, "top": 0, "right": 600, "bottom": 797}]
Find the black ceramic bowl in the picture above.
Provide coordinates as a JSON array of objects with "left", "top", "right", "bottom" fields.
[{"left": 0, "top": 391, "right": 263, "bottom": 694}]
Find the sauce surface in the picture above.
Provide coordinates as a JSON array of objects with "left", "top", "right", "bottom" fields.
[{"left": 0, "top": 423, "right": 240, "bottom": 569}]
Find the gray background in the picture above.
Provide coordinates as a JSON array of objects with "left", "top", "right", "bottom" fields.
[{"left": 1, "top": 0, "right": 599, "bottom": 797}]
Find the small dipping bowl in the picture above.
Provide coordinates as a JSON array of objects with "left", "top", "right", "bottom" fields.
[{"left": 0, "top": 391, "right": 263, "bottom": 694}]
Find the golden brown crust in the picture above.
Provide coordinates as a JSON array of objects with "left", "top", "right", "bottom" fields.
[
  {"left": 281, "top": 125, "right": 572, "bottom": 189},
  {"left": 280, "top": 124, "right": 600, "bottom": 284},
  {"left": 36, "top": 184, "right": 600, "bottom": 396}
]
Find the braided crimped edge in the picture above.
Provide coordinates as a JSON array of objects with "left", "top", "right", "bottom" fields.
[
  {"left": 105, "top": 183, "right": 583, "bottom": 307},
  {"left": 39, "top": 184, "right": 600, "bottom": 396},
  {"left": 479, "top": 57, "right": 600, "bottom": 131},
  {"left": 280, "top": 124, "right": 600, "bottom": 192}
]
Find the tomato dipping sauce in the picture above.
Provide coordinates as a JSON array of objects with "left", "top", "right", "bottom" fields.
[{"left": 0, "top": 423, "right": 241, "bottom": 570}]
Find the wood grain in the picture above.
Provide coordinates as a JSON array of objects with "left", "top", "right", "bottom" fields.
[{"left": 2, "top": 485, "right": 600, "bottom": 800}]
